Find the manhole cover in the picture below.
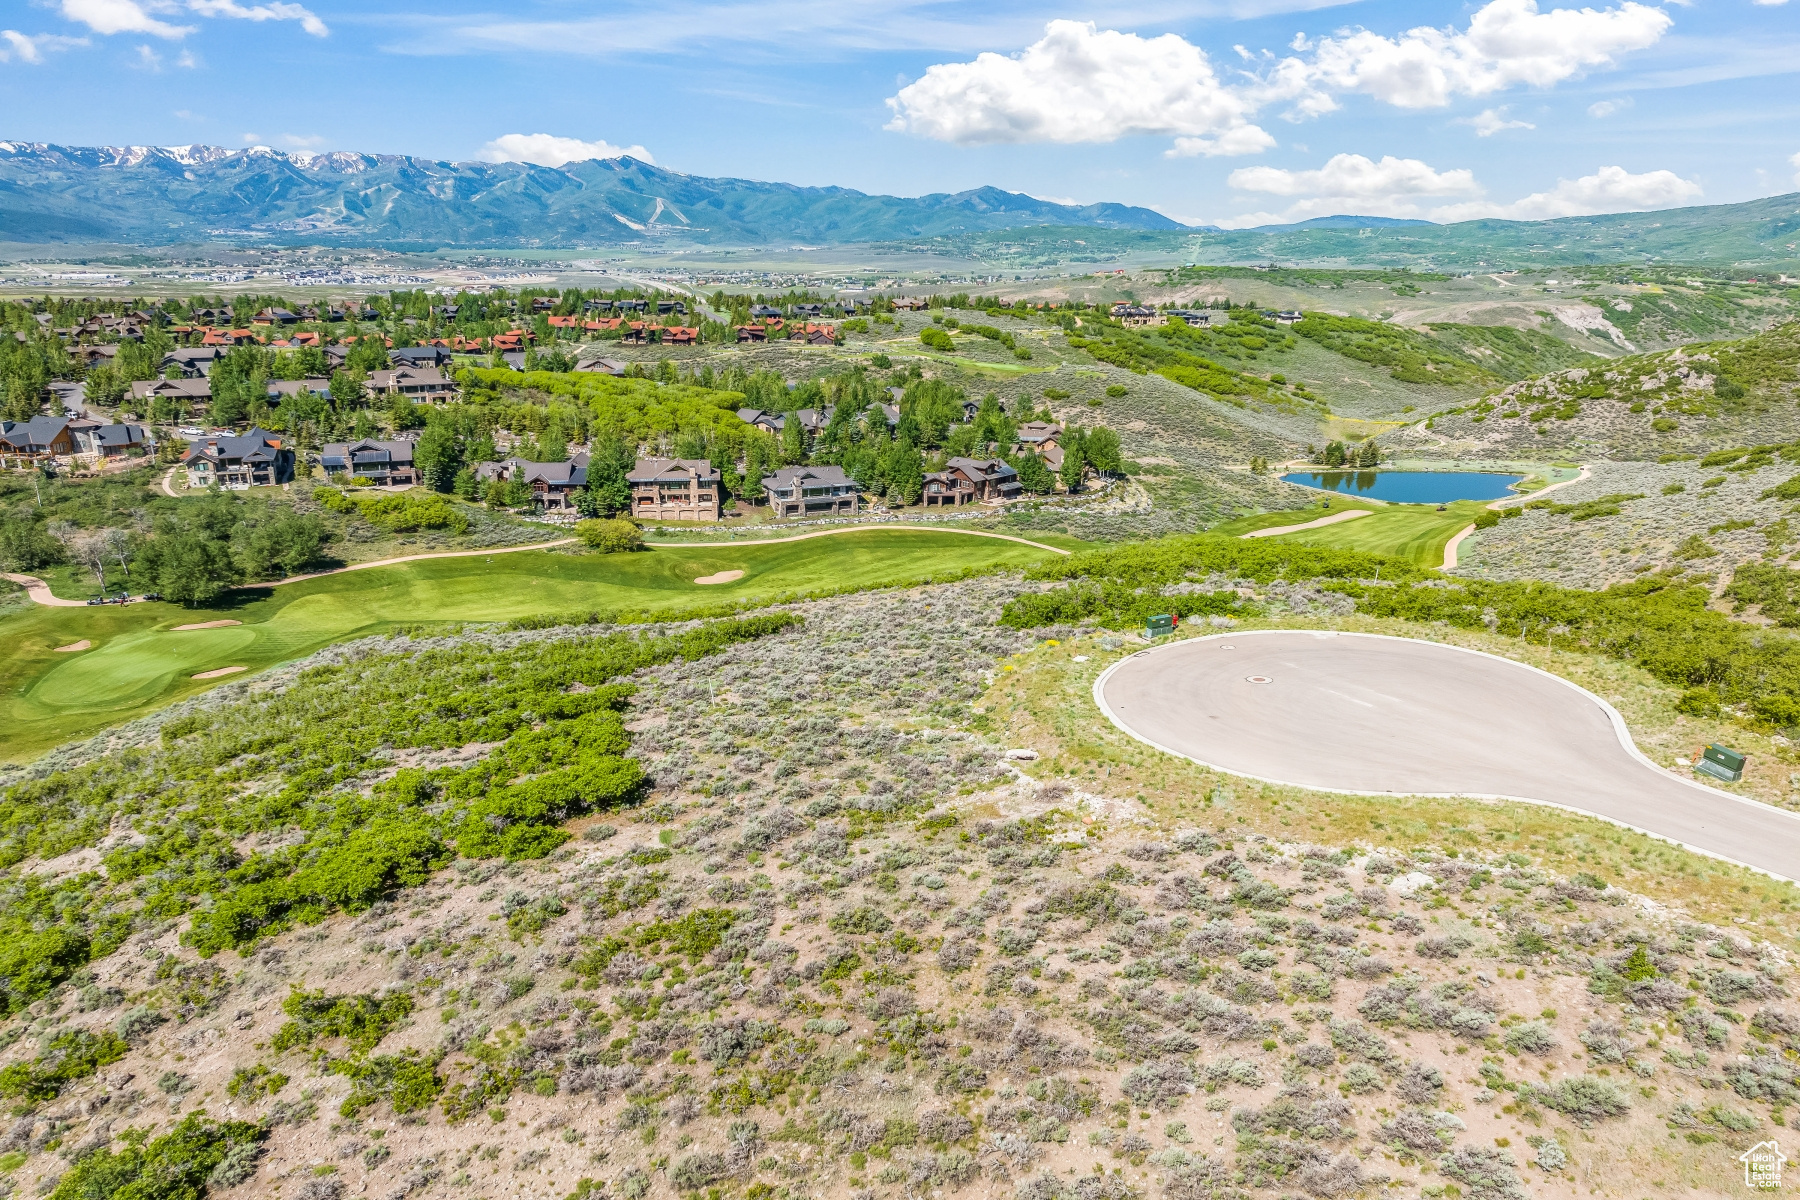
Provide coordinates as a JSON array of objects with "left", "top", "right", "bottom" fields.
[{"left": 1245, "top": 675, "right": 1273, "bottom": 685}]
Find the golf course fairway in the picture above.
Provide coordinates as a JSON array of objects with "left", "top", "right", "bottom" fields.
[
  {"left": 0, "top": 528, "right": 1060, "bottom": 763},
  {"left": 1262, "top": 500, "right": 1486, "bottom": 566}
]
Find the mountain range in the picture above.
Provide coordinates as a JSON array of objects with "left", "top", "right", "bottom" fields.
[{"left": 0, "top": 142, "right": 1188, "bottom": 247}]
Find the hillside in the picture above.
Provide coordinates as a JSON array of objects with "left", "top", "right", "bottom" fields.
[
  {"left": 924, "top": 194, "right": 1800, "bottom": 272},
  {"left": 0, "top": 579, "right": 1792, "bottom": 1200},
  {"left": 0, "top": 144, "right": 1179, "bottom": 247},
  {"left": 1411, "top": 320, "right": 1800, "bottom": 459}
]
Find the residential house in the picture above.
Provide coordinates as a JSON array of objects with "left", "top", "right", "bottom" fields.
[
  {"left": 622, "top": 323, "right": 650, "bottom": 345},
  {"left": 762, "top": 464, "right": 858, "bottom": 518},
  {"left": 390, "top": 346, "right": 453, "bottom": 369},
  {"left": 574, "top": 357, "right": 626, "bottom": 375},
  {"left": 547, "top": 315, "right": 581, "bottom": 331},
  {"left": 253, "top": 308, "right": 299, "bottom": 326},
  {"left": 749, "top": 304, "right": 782, "bottom": 320},
  {"left": 1113, "top": 306, "right": 1163, "bottom": 327},
  {"left": 626, "top": 457, "right": 722, "bottom": 522},
  {"left": 267, "top": 378, "right": 332, "bottom": 402},
  {"left": 365, "top": 367, "right": 456, "bottom": 403},
  {"left": 1275, "top": 311, "right": 1303, "bottom": 325},
  {"left": 181, "top": 427, "right": 294, "bottom": 489},
  {"left": 656, "top": 301, "right": 686, "bottom": 315},
  {"left": 500, "top": 351, "right": 529, "bottom": 371},
  {"left": 323, "top": 345, "right": 349, "bottom": 371},
  {"left": 88, "top": 423, "right": 150, "bottom": 458},
  {"left": 922, "top": 457, "right": 1022, "bottom": 506},
  {"left": 891, "top": 297, "right": 928, "bottom": 311},
  {"left": 735, "top": 325, "right": 767, "bottom": 343},
  {"left": 585, "top": 300, "right": 614, "bottom": 313},
  {"left": 475, "top": 457, "right": 588, "bottom": 510},
  {"left": 320, "top": 438, "right": 419, "bottom": 486},
  {"left": 615, "top": 300, "right": 648, "bottom": 313},
  {"left": 736, "top": 408, "right": 783, "bottom": 435},
  {"left": 1015, "top": 421, "right": 1065, "bottom": 471},
  {"left": 164, "top": 346, "right": 225, "bottom": 377},
  {"left": 69, "top": 345, "right": 117, "bottom": 367},
  {"left": 791, "top": 303, "right": 824, "bottom": 318},
  {"left": 1168, "top": 310, "right": 1211, "bottom": 327},
  {"left": 789, "top": 324, "right": 837, "bottom": 346},
  {"left": 0, "top": 416, "right": 76, "bottom": 466},
  {"left": 129, "top": 377, "right": 213, "bottom": 408}
]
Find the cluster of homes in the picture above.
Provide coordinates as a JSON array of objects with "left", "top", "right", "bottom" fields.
[
  {"left": 0, "top": 412, "right": 151, "bottom": 470},
  {"left": 1109, "top": 303, "right": 1303, "bottom": 327}
]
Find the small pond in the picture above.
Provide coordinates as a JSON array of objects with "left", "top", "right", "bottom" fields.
[{"left": 1280, "top": 470, "right": 1526, "bottom": 504}]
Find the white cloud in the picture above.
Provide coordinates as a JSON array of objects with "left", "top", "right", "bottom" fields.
[
  {"left": 478, "top": 133, "right": 654, "bottom": 168},
  {"left": 1217, "top": 152, "right": 1478, "bottom": 224},
  {"left": 186, "top": 0, "right": 327, "bottom": 38},
  {"left": 1431, "top": 165, "right": 1701, "bottom": 221},
  {"left": 1232, "top": 152, "right": 1478, "bottom": 199},
  {"left": 176, "top": 47, "right": 196, "bottom": 66},
  {"left": 1587, "top": 96, "right": 1632, "bottom": 117},
  {"left": 1790, "top": 150, "right": 1800, "bottom": 186},
  {"left": 1463, "top": 106, "right": 1535, "bottom": 136},
  {"left": 1278, "top": 0, "right": 1672, "bottom": 111},
  {"left": 0, "top": 30, "right": 89, "bottom": 61},
  {"left": 885, "top": 20, "right": 1271, "bottom": 157},
  {"left": 57, "top": 0, "right": 325, "bottom": 40},
  {"left": 281, "top": 133, "right": 325, "bottom": 148},
  {"left": 1753, "top": 0, "right": 1788, "bottom": 6},
  {"left": 134, "top": 42, "right": 160, "bottom": 68},
  {"left": 59, "top": 0, "right": 193, "bottom": 39}
]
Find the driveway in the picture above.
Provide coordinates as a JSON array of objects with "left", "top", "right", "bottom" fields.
[{"left": 1094, "top": 629, "right": 1800, "bottom": 882}]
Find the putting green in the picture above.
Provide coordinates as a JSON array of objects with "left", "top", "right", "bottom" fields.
[
  {"left": 0, "top": 529, "right": 1058, "bottom": 763},
  {"left": 1262, "top": 501, "right": 1486, "bottom": 566}
]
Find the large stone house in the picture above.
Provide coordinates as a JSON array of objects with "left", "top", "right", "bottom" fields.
[
  {"left": 922, "top": 457, "right": 1022, "bottom": 506},
  {"left": 762, "top": 465, "right": 858, "bottom": 518},
  {"left": 627, "top": 457, "right": 722, "bottom": 522},
  {"left": 181, "top": 428, "right": 294, "bottom": 489},
  {"left": 321, "top": 439, "right": 420, "bottom": 487}
]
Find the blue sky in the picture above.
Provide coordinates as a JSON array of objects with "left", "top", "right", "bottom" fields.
[{"left": 2, "top": 0, "right": 1797, "bottom": 227}]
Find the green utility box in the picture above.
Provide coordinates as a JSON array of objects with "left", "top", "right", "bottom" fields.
[
  {"left": 1145, "top": 614, "right": 1175, "bottom": 639},
  {"left": 1695, "top": 743, "right": 1746, "bottom": 783}
]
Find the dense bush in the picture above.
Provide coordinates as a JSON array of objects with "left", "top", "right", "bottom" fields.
[
  {"left": 45, "top": 1113, "right": 266, "bottom": 1200},
  {"left": 0, "top": 612, "right": 799, "bottom": 1002},
  {"left": 575, "top": 518, "right": 644, "bottom": 553},
  {"left": 317, "top": 487, "right": 470, "bottom": 534}
]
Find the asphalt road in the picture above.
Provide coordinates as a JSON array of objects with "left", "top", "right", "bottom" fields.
[{"left": 1095, "top": 630, "right": 1800, "bottom": 882}]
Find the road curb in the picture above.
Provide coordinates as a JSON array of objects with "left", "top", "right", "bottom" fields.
[{"left": 1091, "top": 627, "right": 1800, "bottom": 884}]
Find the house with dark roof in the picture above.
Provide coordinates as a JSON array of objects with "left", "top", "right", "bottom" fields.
[
  {"left": 574, "top": 357, "right": 627, "bottom": 376},
  {"left": 321, "top": 438, "right": 419, "bottom": 487},
  {"left": 749, "top": 304, "right": 782, "bottom": 320},
  {"left": 89, "top": 422, "right": 149, "bottom": 458},
  {"left": 389, "top": 346, "right": 453, "bottom": 369},
  {"left": 626, "top": 457, "right": 722, "bottom": 522},
  {"left": 762, "top": 465, "right": 858, "bottom": 519},
  {"left": 365, "top": 367, "right": 456, "bottom": 403},
  {"left": 129, "top": 377, "right": 213, "bottom": 408},
  {"left": 164, "top": 346, "right": 226, "bottom": 377},
  {"left": 923, "top": 457, "right": 1021, "bottom": 506},
  {"left": 476, "top": 457, "right": 589, "bottom": 511},
  {"left": 0, "top": 416, "right": 76, "bottom": 465},
  {"left": 736, "top": 325, "right": 767, "bottom": 343},
  {"left": 736, "top": 408, "right": 783, "bottom": 435},
  {"left": 181, "top": 427, "right": 293, "bottom": 489}
]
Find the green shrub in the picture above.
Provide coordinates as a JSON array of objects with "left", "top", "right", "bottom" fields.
[
  {"left": 919, "top": 328, "right": 955, "bottom": 352},
  {"left": 575, "top": 518, "right": 644, "bottom": 553},
  {"left": 271, "top": 988, "right": 415, "bottom": 1054},
  {"left": 0, "top": 1029, "right": 129, "bottom": 1102},
  {"left": 46, "top": 1113, "right": 265, "bottom": 1200},
  {"left": 828, "top": 906, "right": 894, "bottom": 936}
]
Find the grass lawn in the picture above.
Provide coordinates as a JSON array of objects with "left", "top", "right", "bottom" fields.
[
  {"left": 1208, "top": 495, "right": 1384, "bottom": 536},
  {"left": 1263, "top": 499, "right": 1485, "bottom": 566},
  {"left": 0, "top": 529, "right": 1057, "bottom": 764}
]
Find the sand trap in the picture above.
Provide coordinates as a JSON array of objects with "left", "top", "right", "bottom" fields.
[
  {"left": 694, "top": 570, "right": 746, "bottom": 585},
  {"left": 191, "top": 665, "right": 248, "bottom": 679},
  {"left": 53, "top": 640, "right": 91, "bottom": 653},
  {"left": 174, "top": 619, "right": 242, "bottom": 631}
]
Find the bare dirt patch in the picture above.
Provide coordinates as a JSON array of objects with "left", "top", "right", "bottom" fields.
[
  {"left": 694, "top": 569, "right": 746, "bottom": 584},
  {"left": 173, "top": 619, "right": 242, "bottom": 631},
  {"left": 191, "top": 665, "right": 248, "bottom": 679}
]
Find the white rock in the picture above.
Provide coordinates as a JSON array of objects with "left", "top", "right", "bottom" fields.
[
  {"left": 1389, "top": 871, "right": 1437, "bottom": 898},
  {"left": 1005, "top": 748, "right": 1040, "bottom": 761}
]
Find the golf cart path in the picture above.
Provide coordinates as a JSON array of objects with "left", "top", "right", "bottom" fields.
[
  {"left": 4, "top": 525, "right": 1068, "bottom": 607},
  {"left": 1096, "top": 629, "right": 1800, "bottom": 882},
  {"left": 1240, "top": 510, "right": 1371, "bottom": 539},
  {"left": 2, "top": 574, "right": 87, "bottom": 607},
  {"left": 642, "top": 526, "right": 1070, "bottom": 554}
]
